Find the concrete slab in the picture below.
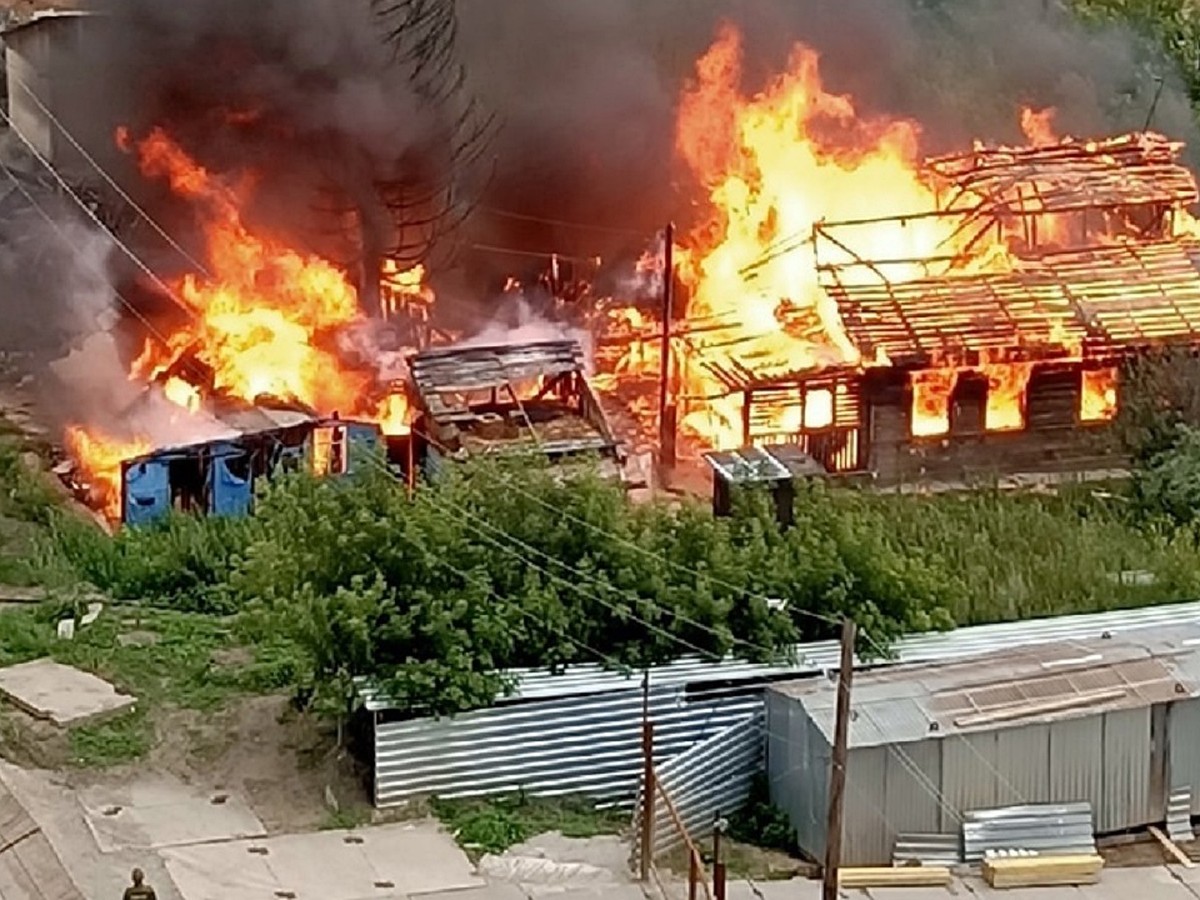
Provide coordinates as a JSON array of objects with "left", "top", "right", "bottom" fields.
[
  {"left": 0, "top": 658, "right": 135, "bottom": 726},
  {"left": 79, "top": 777, "right": 266, "bottom": 851},
  {"left": 962, "top": 865, "right": 1200, "bottom": 899},
  {"left": 161, "top": 822, "right": 484, "bottom": 900},
  {"left": 724, "top": 878, "right": 822, "bottom": 900}
]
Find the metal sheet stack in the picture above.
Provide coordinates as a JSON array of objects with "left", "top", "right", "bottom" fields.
[{"left": 962, "top": 802, "right": 1097, "bottom": 863}]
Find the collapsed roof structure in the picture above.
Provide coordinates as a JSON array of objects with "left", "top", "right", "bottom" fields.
[{"left": 688, "top": 131, "right": 1200, "bottom": 485}]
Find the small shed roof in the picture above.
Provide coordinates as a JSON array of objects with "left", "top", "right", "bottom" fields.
[
  {"left": 772, "top": 626, "right": 1200, "bottom": 748},
  {"left": 410, "top": 339, "right": 585, "bottom": 397},
  {"left": 703, "top": 445, "right": 826, "bottom": 484}
]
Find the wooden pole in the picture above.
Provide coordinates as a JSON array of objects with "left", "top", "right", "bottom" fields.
[
  {"left": 640, "top": 670, "right": 654, "bottom": 882},
  {"left": 712, "top": 814, "right": 726, "bottom": 900},
  {"left": 822, "top": 618, "right": 856, "bottom": 900},
  {"left": 657, "top": 223, "right": 676, "bottom": 473}
]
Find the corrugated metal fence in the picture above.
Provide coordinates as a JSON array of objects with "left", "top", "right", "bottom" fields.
[
  {"left": 647, "top": 712, "right": 764, "bottom": 857},
  {"left": 374, "top": 682, "right": 762, "bottom": 807},
  {"left": 370, "top": 600, "right": 1200, "bottom": 808}
]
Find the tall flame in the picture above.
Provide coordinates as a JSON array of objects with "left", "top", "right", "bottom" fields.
[
  {"left": 65, "top": 427, "right": 152, "bottom": 520},
  {"left": 669, "top": 24, "right": 1007, "bottom": 449},
  {"left": 128, "top": 128, "right": 369, "bottom": 413}
]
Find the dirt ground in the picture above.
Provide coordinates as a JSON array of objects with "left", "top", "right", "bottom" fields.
[{"left": 0, "top": 693, "right": 379, "bottom": 832}]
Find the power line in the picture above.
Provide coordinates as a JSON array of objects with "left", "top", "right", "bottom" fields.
[
  {"left": 5, "top": 66, "right": 211, "bottom": 277},
  {"left": 0, "top": 103, "right": 195, "bottom": 319},
  {"left": 480, "top": 206, "right": 644, "bottom": 238},
  {"left": 419, "top": 426, "right": 842, "bottom": 632},
  {"left": 469, "top": 242, "right": 603, "bottom": 263}
]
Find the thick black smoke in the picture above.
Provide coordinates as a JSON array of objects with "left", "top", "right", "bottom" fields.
[
  {"left": 458, "top": 0, "right": 1200, "bottom": 271},
  {"left": 69, "top": 0, "right": 480, "bottom": 299},
  {"left": 6, "top": 0, "right": 1198, "bottom": 355}
]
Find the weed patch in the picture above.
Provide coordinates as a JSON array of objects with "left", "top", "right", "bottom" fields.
[
  {"left": 432, "top": 795, "right": 627, "bottom": 855},
  {"left": 70, "top": 708, "right": 152, "bottom": 767}
]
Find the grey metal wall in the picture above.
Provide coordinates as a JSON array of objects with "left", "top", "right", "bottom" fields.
[
  {"left": 774, "top": 699, "right": 1167, "bottom": 866},
  {"left": 1169, "top": 697, "right": 1200, "bottom": 814},
  {"left": 766, "top": 689, "right": 829, "bottom": 859},
  {"left": 1099, "top": 707, "right": 1153, "bottom": 832},
  {"left": 373, "top": 683, "right": 760, "bottom": 806},
  {"left": 370, "top": 600, "right": 1200, "bottom": 810}
]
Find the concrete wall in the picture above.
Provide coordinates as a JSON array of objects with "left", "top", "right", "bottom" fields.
[{"left": 771, "top": 697, "right": 1167, "bottom": 866}]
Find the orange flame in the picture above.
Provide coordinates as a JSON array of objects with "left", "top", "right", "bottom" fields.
[
  {"left": 66, "top": 128, "right": 436, "bottom": 515},
  {"left": 1081, "top": 367, "right": 1118, "bottom": 422},
  {"left": 128, "top": 128, "right": 369, "bottom": 412},
  {"left": 65, "top": 426, "right": 152, "bottom": 520},
  {"left": 911, "top": 370, "right": 956, "bottom": 437},
  {"left": 664, "top": 24, "right": 1019, "bottom": 449},
  {"left": 982, "top": 363, "right": 1033, "bottom": 431},
  {"left": 375, "top": 392, "right": 411, "bottom": 436}
]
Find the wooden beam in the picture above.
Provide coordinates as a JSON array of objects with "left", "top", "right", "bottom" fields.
[{"left": 1149, "top": 825, "right": 1195, "bottom": 868}]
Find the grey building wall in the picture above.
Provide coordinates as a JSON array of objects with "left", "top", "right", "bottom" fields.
[
  {"left": 4, "top": 14, "right": 115, "bottom": 182},
  {"left": 765, "top": 688, "right": 828, "bottom": 859},
  {"left": 770, "top": 697, "right": 1174, "bottom": 866}
]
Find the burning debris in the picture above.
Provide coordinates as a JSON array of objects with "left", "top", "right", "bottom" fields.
[{"left": 408, "top": 338, "right": 622, "bottom": 478}]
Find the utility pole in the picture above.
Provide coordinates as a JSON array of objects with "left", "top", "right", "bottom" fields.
[
  {"left": 657, "top": 223, "right": 677, "bottom": 474},
  {"left": 822, "top": 618, "right": 856, "bottom": 900},
  {"left": 640, "top": 669, "right": 655, "bottom": 882}
]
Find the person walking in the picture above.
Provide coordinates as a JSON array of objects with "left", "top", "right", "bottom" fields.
[{"left": 123, "top": 868, "right": 156, "bottom": 900}]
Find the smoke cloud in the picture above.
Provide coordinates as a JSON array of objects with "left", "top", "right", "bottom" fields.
[{"left": 459, "top": 0, "right": 1200, "bottom": 263}]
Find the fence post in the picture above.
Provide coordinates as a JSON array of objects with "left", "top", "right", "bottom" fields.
[
  {"left": 713, "top": 813, "right": 727, "bottom": 900},
  {"left": 639, "top": 669, "right": 655, "bottom": 883},
  {"left": 688, "top": 851, "right": 699, "bottom": 900}
]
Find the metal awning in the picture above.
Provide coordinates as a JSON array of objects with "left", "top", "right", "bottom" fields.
[{"left": 703, "top": 445, "right": 826, "bottom": 484}]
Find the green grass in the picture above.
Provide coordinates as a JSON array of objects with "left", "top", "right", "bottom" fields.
[
  {"left": 431, "top": 795, "right": 628, "bottom": 855},
  {"left": 844, "top": 487, "right": 1200, "bottom": 624},
  {"left": 69, "top": 708, "right": 152, "bottom": 767}
]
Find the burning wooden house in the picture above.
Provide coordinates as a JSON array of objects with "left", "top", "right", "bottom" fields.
[
  {"left": 116, "top": 408, "right": 379, "bottom": 527},
  {"left": 407, "top": 338, "right": 624, "bottom": 478},
  {"left": 685, "top": 131, "right": 1200, "bottom": 485}
]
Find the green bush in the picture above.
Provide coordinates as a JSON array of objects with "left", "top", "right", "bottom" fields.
[{"left": 34, "top": 449, "right": 1200, "bottom": 720}]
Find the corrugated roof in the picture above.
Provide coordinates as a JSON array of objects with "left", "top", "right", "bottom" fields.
[
  {"left": 778, "top": 625, "right": 1200, "bottom": 747},
  {"left": 831, "top": 240, "right": 1200, "bottom": 365},
  {"left": 361, "top": 599, "right": 1200, "bottom": 712},
  {"left": 410, "top": 339, "right": 586, "bottom": 398}
]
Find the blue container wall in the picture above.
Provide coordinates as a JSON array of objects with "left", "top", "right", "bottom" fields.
[
  {"left": 209, "top": 443, "right": 252, "bottom": 518},
  {"left": 122, "top": 457, "right": 171, "bottom": 526}
]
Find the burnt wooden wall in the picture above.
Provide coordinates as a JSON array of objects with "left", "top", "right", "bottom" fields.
[{"left": 863, "top": 365, "right": 1124, "bottom": 486}]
